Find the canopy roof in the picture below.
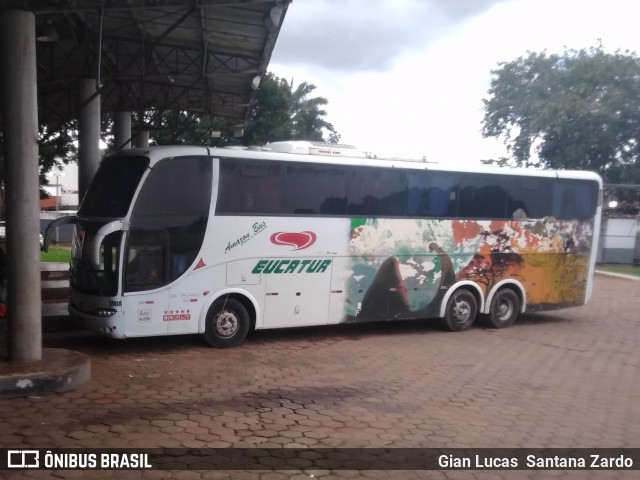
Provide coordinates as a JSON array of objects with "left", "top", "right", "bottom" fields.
[{"left": 0, "top": 0, "right": 289, "bottom": 126}]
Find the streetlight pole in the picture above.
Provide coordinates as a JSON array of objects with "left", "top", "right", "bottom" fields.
[
  {"left": 55, "top": 173, "right": 59, "bottom": 243},
  {"left": 53, "top": 169, "right": 64, "bottom": 244}
]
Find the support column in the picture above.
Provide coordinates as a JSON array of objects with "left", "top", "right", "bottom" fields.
[
  {"left": 114, "top": 111, "right": 131, "bottom": 150},
  {"left": 134, "top": 128, "right": 149, "bottom": 148},
  {"left": 78, "top": 78, "right": 101, "bottom": 201},
  {"left": 0, "top": 9, "right": 42, "bottom": 361}
]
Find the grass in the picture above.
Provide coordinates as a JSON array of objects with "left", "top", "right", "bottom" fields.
[
  {"left": 597, "top": 263, "right": 640, "bottom": 278},
  {"left": 41, "top": 243, "right": 72, "bottom": 263}
]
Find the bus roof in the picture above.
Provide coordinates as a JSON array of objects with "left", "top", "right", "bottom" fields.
[{"left": 115, "top": 143, "right": 602, "bottom": 185}]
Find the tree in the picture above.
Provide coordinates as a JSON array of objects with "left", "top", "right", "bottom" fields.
[
  {"left": 125, "top": 73, "right": 340, "bottom": 148},
  {"left": 482, "top": 45, "right": 640, "bottom": 185},
  {"left": 0, "top": 122, "right": 76, "bottom": 218},
  {"left": 243, "top": 73, "right": 340, "bottom": 145},
  {"left": 38, "top": 121, "right": 77, "bottom": 184}
]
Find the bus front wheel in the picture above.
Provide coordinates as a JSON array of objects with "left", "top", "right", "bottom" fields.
[
  {"left": 204, "top": 297, "right": 250, "bottom": 348},
  {"left": 488, "top": 288, "right": 520, "bottom": 328},
  {"left": 442, "top": 289, "right": 477, "bottom": 331}
]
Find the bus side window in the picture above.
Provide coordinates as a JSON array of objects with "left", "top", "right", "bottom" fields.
[
  {"left": 347, "top": 168, "right": 406, "bottom": 216},
  {"left": 428, "top": 173, "right": 458, "bottom": 217},
  {"left": 430, "top": 187, "right": 457, "bottom": 217},
  {"left": 507, "top": 177, "right": 553, "bottom": 219},
  {"left": 552, "top": 182, "right": 597, "bottom": 220},
  {"left": 125, "top": 231, "right": 166, "bottom": 291},
  {"left": 217, "top": 161, "right": 242, "bottom": 213},
  {"left": 284, "top": 164, "right": 347, "bottom": 215},
  {"left": 128, "top": 156, "right": 211, "bottom": 291},
  {"left": 406, "top": 171, "right": 458, "bottom": 217},
  {"left": 255, "top": 165, "right": 282, "bottom": 213},
  {"left": 459, "top": 176, "right": 507, "bottom": 219}
]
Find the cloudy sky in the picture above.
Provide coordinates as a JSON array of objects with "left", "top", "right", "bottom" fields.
[{"left": 268, "top": 0, "right": 640, "bottom": 166}]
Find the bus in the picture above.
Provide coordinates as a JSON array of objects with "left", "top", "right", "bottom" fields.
[{"left": 45, "top": 142, "right": 602, "bottom": 348}]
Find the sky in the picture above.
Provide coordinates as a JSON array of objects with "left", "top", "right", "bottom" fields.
[{"left": 268, "top": 0, "right": 640, "bottom": 166}]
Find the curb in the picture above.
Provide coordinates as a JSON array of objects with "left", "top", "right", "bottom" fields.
[
  {"left": 595, "top": 270, "right": 640, "bottom": 281},
  {"left": 0, "top": 348, "right": 91, "bottom": 397}
]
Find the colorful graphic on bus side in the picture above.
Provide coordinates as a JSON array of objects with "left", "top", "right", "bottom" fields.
[{"left": 345, "top": 217, "right": 593, "bottom": 321}]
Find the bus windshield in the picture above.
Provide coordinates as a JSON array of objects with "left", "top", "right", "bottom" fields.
[
  {"left": 79, "top": 156, "right": 149, "bottom": 217},
  {"left": 71, "top": 220, "right": 122, "bottom": 296}
]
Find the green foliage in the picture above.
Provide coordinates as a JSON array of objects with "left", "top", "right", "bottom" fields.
[
  {"left": 107, "top": 72, "right": 340, "bottom": 148},
  {"left": 597, "top": 264, "right": 640, "bottom": 278},
  {"left": 100, "top": 111, "right": 237, "bottom": 153},
  {"left": 243, "top": 73, "right": 340, "bottom": 145},
  {"left": 144, "top": 111, "right": 236, "bottom": 148},
  {"left": 38, "top": 121, "right": 77, "bottom": 185},
  {"left": 482, "top": 45, "right": 640, "bottom": 186},
  {"left": 40, "top": 243, "right": 71, "bottom": 263},
  {"left": 0, "top": 122, "right": 76, "bottom": 217}
]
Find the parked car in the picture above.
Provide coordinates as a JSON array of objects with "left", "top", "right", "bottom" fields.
[{"left": 0, "top": 221, "right": 45, "bottom": 250}]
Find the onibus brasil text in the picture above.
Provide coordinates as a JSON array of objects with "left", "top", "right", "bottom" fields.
[{"left": 29, "top": 451, "right": 151, "bottom": 469}]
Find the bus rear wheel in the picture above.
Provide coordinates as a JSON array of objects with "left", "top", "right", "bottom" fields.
[
  {"left": 442, "top": 289, "right": 477, "bottom": 331},
  {"left": 488, "top": 288, "right": 520, "bottom": 328},
  {"left": 204, "top": 297, "right": 250, "bottom": 348}
]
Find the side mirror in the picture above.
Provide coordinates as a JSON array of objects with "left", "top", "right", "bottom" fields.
[
  {"left": 90, "top": 221, "right": 125, "bottom": 269},
  {"left": 43, "top": 216, "right": 76, "bottom": 252}
]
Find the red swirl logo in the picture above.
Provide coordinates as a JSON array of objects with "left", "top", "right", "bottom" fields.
[{"left": 270, "top": 231, "right": 317, "bottom": 250}]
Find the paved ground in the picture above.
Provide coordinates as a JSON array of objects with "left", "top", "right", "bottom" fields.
[{"left": 1, "top": 274, "right": 639, "bottom": 479}]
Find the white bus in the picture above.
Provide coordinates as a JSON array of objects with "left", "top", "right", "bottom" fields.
[{"left": 46, "top": 142, "right": 602, "bottom": 347}]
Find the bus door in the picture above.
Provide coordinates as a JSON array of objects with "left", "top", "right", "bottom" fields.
[
  {"left": 166, "top": 257, "right": 204, "bottom": 335},
  {"left": 262, "top": 257, "right": 332, "bottom": 328},
  {"left": 122, "top": 229, "right": 170, "bottom": 337}
]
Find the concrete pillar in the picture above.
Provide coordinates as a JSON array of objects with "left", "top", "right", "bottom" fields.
[
  {"left": 0, "top": 10, "right": 42, "bottom": 361},
  {"left": 134, "top": 129, "right": 149, "bottom": 148},
  {"left": 114, "top": 111, "right": 131, "bottom": 150},
  {"left": 78, "top": 78, "right": 101, "bottom": 201}
]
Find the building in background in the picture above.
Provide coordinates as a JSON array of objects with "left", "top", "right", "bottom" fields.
[
  {"left": 42, "top": 162, "right": 79, "bottom": 210},
  {"left": 40, "top": 162, "right": 78, "bottom": 243}
]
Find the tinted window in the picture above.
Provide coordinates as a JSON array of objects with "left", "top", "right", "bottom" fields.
[
  {"left": 124, "top": 230, "right": 168, "bottom": 292},
  {"left": 552, "top": 180, "right": 599, "bottom": 220},
  {"left": 459, "top": 175, "right": 507, "bottom": 219},
  {"left": 216, "top": 161, "right": 284, "bottom": 214},
  {"left": 347, "top": 168, "right": 407, "bottom": 216},
  {"left": 70, "top": 221, "right": 121, "bottom": 296},
  {"left": 216, "top": 158, "right": 597, "bottom": 221},
  {"left": 284, "top": 164, "right": 348, "bottom": 215},
  {"left": 80, "top": 156, "right": 149, "bottom": 217},
  {"left": 505, "top": 177, "right": 598, "bottom": 220},
  {"left": 505, "top": 176, "right": 553, "bottom": 219},
  {"left": 131, "top": 156, "right": 212, "bottom": 222},
  {"left": 407, "top": 171, "right": 459, "bottom": 217},
  {"left": 126, "top": 156, "right": 212, "bottom": 291}
]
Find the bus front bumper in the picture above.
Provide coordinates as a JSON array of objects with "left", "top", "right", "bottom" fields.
[{"left": 69, "top": 303, "right": 126, "bottom": 339}]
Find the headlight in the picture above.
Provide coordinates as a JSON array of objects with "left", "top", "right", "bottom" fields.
[{"left": 91, "top": 308, "right": 117, "bottom": 317}]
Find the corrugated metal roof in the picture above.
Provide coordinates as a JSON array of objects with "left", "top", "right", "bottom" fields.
[{"left": 0, "top": 0, "right": 289, "bottom": 125}]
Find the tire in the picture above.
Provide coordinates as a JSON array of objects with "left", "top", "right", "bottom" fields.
[
  {"left": 442, "top": 289, "right": 477, "bottom": 331},
  {"left": 203, "top": 297, "right": 250, "bottom": 348},
  {"left": 488, "top": 288, "right": 520, "bottom": 328}
]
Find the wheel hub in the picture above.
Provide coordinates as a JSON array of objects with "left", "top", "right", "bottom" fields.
[
  {"left": 498, "top": 301, "right": 513, "bottom": 320},
  {"left": 453, "top": 300, "right": 471, "bottom": 322},
  {"left": 215, "top": 311, "right": 239, "bottom": 338}
]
